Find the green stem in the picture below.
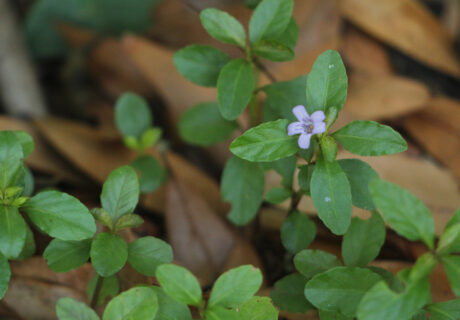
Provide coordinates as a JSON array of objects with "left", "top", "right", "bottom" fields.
[
  {"left": 289, "top": 189, "right": 303, "bottom": 213},
  {"left": 90, "top": 275, "right": 104, "bottom": 308}
]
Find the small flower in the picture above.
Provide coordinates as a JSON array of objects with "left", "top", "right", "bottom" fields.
[{"left": 287, "top": 105, "right": 326, "bottom": 149}]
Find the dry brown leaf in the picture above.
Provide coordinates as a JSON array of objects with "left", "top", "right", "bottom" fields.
[
  {"left": 343, "top": 72, "right": 430, "bottom": 120},
  {"left": 166, "top": 179, "right": 236, "bottom": 284},
  {"left": 0, "top": 116, "right": 85, "bottom": 185},
  {"left": 33, "top": 117, "right": 227, "bottom": 215},
  {"left": 4, "top": 257, "right": 92, "bottom": 320},
  {"left": 339, "top": 0, "right": 460, "bottom": 77},
  {"left": 403, "top": 96, "right": 460, "bottom": 180},
  {"left": 341, "top": 27, "right": 394, "bottom": 75},
  {"left": 121, "top": 34, "right": 216, "bottom": 128}
]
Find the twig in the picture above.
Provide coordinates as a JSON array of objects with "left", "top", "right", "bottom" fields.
[
  {"left": 253, "top": 58, "right": 277, "bottom": 83},
  {"left": 0, "top": 0, "right": 47, "bottom": 117}
]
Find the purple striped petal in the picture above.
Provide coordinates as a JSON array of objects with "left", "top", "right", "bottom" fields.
[
  {"left": 312, "top": 122, "right": 326, "bottom": 134},
  {"left": 298, "top": 133, "right": 312, "bottom": 149},
  {"left": 287, "top": 122, "right": 304, "bottom": 136},
  {"left": 311, "top": 110, "right": 325, "bottom": 122},
  {"left": 292, "top": 105, "right": 309, "bottom": 122}
]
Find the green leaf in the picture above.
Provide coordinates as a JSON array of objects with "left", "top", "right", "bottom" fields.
[
  {"left": 320, "top": 136, "right": 338, "bottom": 162},
  {"left": 246, "top": 0, "right": 262, "bottom": 9},
  {"left": 230, "top": 119, "right": 298, "bottom": 162},
  {"left": 138, "top": 127, "right": 162, "bottom": 151},
  {"left": 150, "top": 286, "right": 192, "bottom": 320},
  {"left": 370, "top": 179, "right": 435, "bottom": 249},
  {"left": 156, "top": 264, "right": 202, "bottom": 306},
  {"left": 342, "top": 213, "right": 386, "bottom": 267},
  {"left": 318, "top": 310, "right": 352, "bottom": 320},
  {"left": 294, "top": 249, "right": 341, "bottom": 278},
  {"left": 440, "top": 255, "right": 460, "bottom": 297},
  {"left": 131, "top": 156, "right": 167, "bottom": 193},
  {"left": 208, "top": 265, "right": 262, "bottom": 308},
  {"left": 446, "top": 208, "right": 460, "bottom": 229},
  {"left": 114, "top": 213, "right": 144, "bottom": 232},
  {"left": 366, "top": 267, "right": 404, "bottom": 293},
  {"left": 357, "top": 279, "right": 431, "bottom": 320},
  {"left": 22, "top": 190, "right": 96, "bottom": 241},
  {"left": 205, "top": 306, "right": 238, "bottom": 320},
  {"left": 217, "top": 59, "right": 255, "bottom": 120},
  {"left": 56, "top": 298, "right": 100, "bottom": 320},
  {"left": 23, "top": 166, "right": 34, "bottom": 197},
  {"left": 115, "top": 92, "right": 152, "bottom": 139},
  {"left": 305, "top": 266, "right": 382, "bottom": 317},
  {"left": 249, "top": 0, "right": 294, "bottom": 44},
  {"left": 0, "top": 131, "right": 25, "bottom": 190},
  {"left": 437, "top": 224, "right": 460, "bottom": 255},
  {"left": 25, "top": 0, "right": 162, "bottom": 58},
  {"left": 88, "top": 275, "right": 120, "bottom": 306},
  {"left": 0, "top": 254, "right": 10, "bottom": 299},
  {"left": 262, "top": 76, "right": 307, "bottom": 122},
  {"left": 174, "top": 45, "right": 230, "bottom": 87},
  {"left": 332, "top": 121, "right": 407, "bottom": 156},
  {"left": 408, "top": 253, "right": 437, "bottom": 283},
  {"left": 44, "top": 239, "right": 91, "bottom": 272},
  {"left": 0, "top": 206, "right": 26, "bottom": 259},
  {"left": 338, "top": 159, "right": 379, "bottom": 210},
  {"left": 221, "top": 157, "right": 264, "bottom": 225},
  {"left": 15, "top": 131, "right": 34, "bottom": 157},
  {"left": 200, "top": 9, "right": 246, "bottom": 48},
  {"left": 237, "top": 296, "right": 279, "bottom": 320},
  {"left": 268, "top": 155, "right": 297, "bottom": 189},
  {"left": 298, "top": 165, "right": 314, "bottom": 194},
  {"left": 252, "top": 40, "right": 294, "bottom": 61},
  {"left": 306, "top": 50, "right": 347, "bottom": 114},
  {"left": 281, "top": 211, "right": 316, "bottom": 254},
  {"left": 426, "top": 298, "right": 460, "bottom": 320},
  {"left": 179, "top": 102, "right": 238, "bottom": 146},
  {"left": 101, "top": 166, "right": 139, "bottom": 224},
  {"left": 128, "top": 236, "right": 173, "bottom": 277},
  {"left": 90, "top": 233, "right": 128, "bottom": 277},
  {"left": 265, "top": 187, "right": 292, "bottom": 204},
  {"left": 91, "top": 208, "right": 113, "bottom": 230},
  {"left": 310, "top": 155, "right": 352, "bottom": 235},
  {"left": 103, "top": 287, "right": 158, "bottom": 320},
  {"left": 270, "top": 274, "right": 313, "bottom": 313},
  {"left": 16, "top": 224, "right": 36, "bottom": 261},
  {"left": 273, "top": 18, "right": 298, "bottom": 49}
]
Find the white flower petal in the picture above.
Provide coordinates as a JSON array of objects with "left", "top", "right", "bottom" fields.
[
  {"left": 292, "top": 105, "right": 309, "bottom": 122},
  {"left": 312, "top": 122, "right": 326, "bottom": 134},
  {"left": 311, "top": 110, "right": 326, "bottom": 122},
  {"left": 287, "top": 122, "right": 304, "bottom": 136},
  {"left": 298, "top": 133, "right": 312, "bottom": 149}
]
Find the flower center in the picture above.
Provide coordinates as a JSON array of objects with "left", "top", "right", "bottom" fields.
[{"left": 303, "top": 120, "right": 314, "bottom": 134}]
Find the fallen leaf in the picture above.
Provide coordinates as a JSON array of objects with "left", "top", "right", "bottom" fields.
[
  {"left": 403, "top": 97, "right": 460, "bottom": 180},
  {"left": 343, "top": 72, "right": 430, "bottom": 120},
  {"left": 0, "top": 116, "right": 85, "bottom": 185},
  {"left": 165, "top": 178, "right": 235, "bottom": 284},
  {"left": 339, "top": 0, "right": 460, "bottom": 77},
  {"left": 121, "top": 34, "right": 216, "bottom": 129},
  {"left": 341, "top": 27, "right": 394, "bottom": 75}
]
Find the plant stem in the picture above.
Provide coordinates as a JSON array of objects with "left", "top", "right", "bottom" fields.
[
  {"left": 289, "top": 190, "right": 303, "bottom": 213},
  {"left": 253, "top": 58, "right": 277, "bottom": 83},
  {"left": 90, "top": 275, "right": 104, "bottom": 308}
]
